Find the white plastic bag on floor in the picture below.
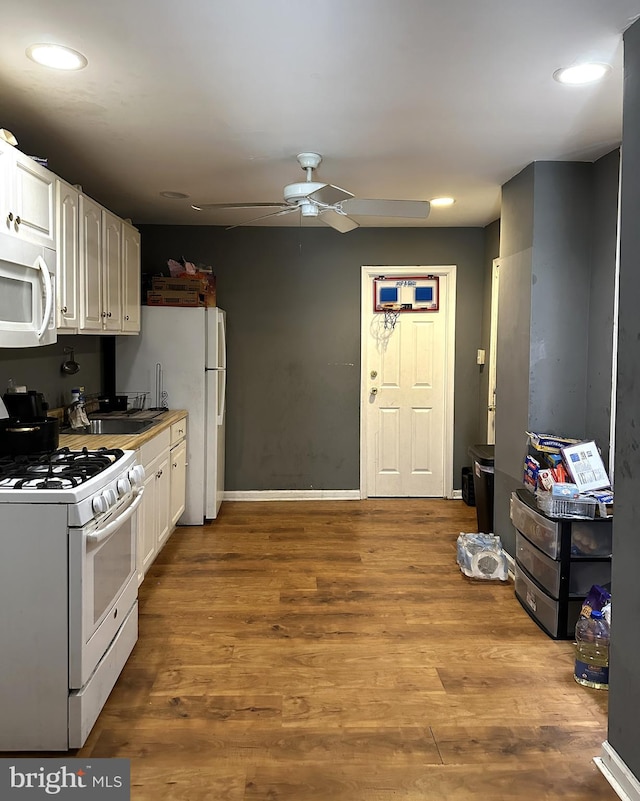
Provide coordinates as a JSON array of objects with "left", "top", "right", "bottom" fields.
[{"left": 456, "top": 533, "right": 508, "bottom": 580}]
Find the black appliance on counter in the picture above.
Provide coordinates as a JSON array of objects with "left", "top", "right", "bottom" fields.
[{"left": 0, "top": 389, "right": 60, "bottom": 456}]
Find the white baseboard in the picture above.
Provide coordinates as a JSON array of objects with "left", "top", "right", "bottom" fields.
[
  {"left": 452, "top": 489, "right": 463, "bottom": 500},
  {"left": 504, "top": 550, "right": 516, "bottom": 580},
  {"left": 223, "top": 490, "right": 361, "bottom": 502},
  {"left": 595, "top": 741, "right": 640, "bottom": 801}
]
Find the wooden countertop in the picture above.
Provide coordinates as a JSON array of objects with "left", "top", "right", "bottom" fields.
[{"left": 59, "top": 409, "right": 188, "bottom": 452}]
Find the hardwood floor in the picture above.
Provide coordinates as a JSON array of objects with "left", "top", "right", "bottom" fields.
[{"left": 32, "top": 501, "right": 624, "bottom": 798}]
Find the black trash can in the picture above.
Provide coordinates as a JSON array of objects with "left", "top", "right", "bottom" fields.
[{"left": 468, "top": 444, "right": 495, "bottom": 534}]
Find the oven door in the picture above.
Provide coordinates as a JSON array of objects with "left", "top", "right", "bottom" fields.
[
  {"left": 68, "top": 487, "right": 143, "bottom": 689},
  {"left": 0, "top": 233, "right": 56, "bottom": 347}
]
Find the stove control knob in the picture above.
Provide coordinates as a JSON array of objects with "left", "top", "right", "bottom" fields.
[
  {"left": 117, "top": 477, "right": 132, "bottom": 497},
  {"left": 92, "top": 494, "right": 108, "bottom": 514},
  {"left": 103, "top": 488, "right": 118, "bottom": 508},
  {"left": 128, "top": 465, "right": 145, "bottom": 487}
]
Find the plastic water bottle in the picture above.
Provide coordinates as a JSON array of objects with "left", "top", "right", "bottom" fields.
[{"left": 574, "top": 609, "right": 610, "bottom": 690}]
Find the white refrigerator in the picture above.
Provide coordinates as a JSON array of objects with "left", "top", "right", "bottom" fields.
[{"left": 116, "top": 306, "right": 226, "bottom": 524}]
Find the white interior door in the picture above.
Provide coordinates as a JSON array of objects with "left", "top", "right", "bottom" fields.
[{"left": 361, "top": 266, "right": 456, "bottom": 498}]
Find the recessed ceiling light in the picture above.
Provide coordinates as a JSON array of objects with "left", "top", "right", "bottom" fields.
[
  {"left": 430, "top": 197, "right": 455, "bottom": 207},
  {"left": 191, "top": 204, "right": 202, "bottom": 211},
  {"left": 26, "top": 43, "right": 88, "bottom": 71},
  {"left": 553, "top": 62, "right": 611, "bottom": 85},
  {"left": 160, "top": 191, "right": 189, "bottom": 199}
]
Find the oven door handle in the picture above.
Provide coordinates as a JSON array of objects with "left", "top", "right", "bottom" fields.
[{"left": 85, "top": 488, "right": 144, "bottom": 544}]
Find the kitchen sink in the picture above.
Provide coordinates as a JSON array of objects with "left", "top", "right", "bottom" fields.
[{"left": 81, "top": 418, "right": 156, "bottom": 435}]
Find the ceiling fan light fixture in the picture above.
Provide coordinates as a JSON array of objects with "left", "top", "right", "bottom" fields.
[
  {"left": 430, "top": 197, "right": 455, "bottom": 207},
  {"left": 553, "top": 62, "right": 611, "bottom": 85},
  {"left": 26, "top": 43, "right": 88, "bottom": 71},
  {"left": 300, "top": 202, "right": 319, "bottom": 217}
]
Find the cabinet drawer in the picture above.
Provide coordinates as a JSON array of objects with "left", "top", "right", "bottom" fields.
[
  {"left": 516, "top": 531, "right": 611, "bottom": 600},
  {"left": 139, "top": 427, "right": 170, "bottom": 467},
  {"left": 516, "top": 531, "right": 561, "bottom": 598},
  {"left": 171, "top": 417, "right": 187, "bottom": 445},
  {"left": 510, "top": 492, "right": 560, "bottom": 558},
  {"left": 514, "top": 563, "right": 581, "bottom": 640}
]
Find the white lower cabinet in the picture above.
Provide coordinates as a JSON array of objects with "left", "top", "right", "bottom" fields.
[
  {"left": 169, "top": 418, "right": 188, "bottom": 528},
  {"left": 137, "top": 417, "right": 187, "bottom": 584},
  {"left": 170, "top": 440, "right": 187, "bottom": 528}
]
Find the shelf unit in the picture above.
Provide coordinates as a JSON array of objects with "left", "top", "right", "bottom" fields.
[{"left": 510, "top": 488, "right": 612, "bottom": 640}]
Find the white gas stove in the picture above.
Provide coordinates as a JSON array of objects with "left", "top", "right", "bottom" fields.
[{"left": 0, "top": 446, "right": 145, "bottom": 750}]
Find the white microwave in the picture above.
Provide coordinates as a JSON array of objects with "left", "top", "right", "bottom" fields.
[{"left": 0, "top": 232, "right": 56, "bottom": 348}]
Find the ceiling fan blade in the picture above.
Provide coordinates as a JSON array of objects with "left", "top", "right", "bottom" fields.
[
  {"left": 192, "top": 202, "right": 287, "bottom": 211},
  {"left": 340, "top": 198, "right": 430, "bottom": 218},
  {"left": 225, "top": 206, "right": 298, "bottom": 230},
  {"left": 320, "top": 209, "right": 360, "bottom": 233},
  {"left": 308, "top": 183, "right": 354, "bottom": 206}
]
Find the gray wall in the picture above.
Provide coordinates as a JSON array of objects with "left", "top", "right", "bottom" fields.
[
  {"left": 608, "top": 18, "right": 640, "bottom": 781},
  {"left": 587, "top": 149, "right": 620, "bottom": 468},
  {"left": 137, "top": 225, "right": 486, "bottom": 492},
  {"left": 529, "top": 162, "right": 593, "bottom": 436},
  {"left": 494, "top": 157, "right": 618, "bottom": 555},
  {"left": 0, "top": 335, "right": 103, "bottom": 411},
  {"left": 494, "top": 166, "right": 535, "bottom": 554}
]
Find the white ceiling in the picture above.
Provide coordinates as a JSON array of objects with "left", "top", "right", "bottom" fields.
[{"left": 1, "top": 0, "right": 639, "bottom": 229}]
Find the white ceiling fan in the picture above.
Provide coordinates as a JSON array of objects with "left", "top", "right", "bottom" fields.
[{"left": 192, "top": 153, "right": 431, "bottom": 233}]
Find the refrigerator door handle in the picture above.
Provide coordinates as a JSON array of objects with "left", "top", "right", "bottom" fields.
[
  {"left": 217, "top": 369, "right": 226, "bottom": 426},
  {"left": 218, "top": 312, "right": 227, "bottom": 370}
]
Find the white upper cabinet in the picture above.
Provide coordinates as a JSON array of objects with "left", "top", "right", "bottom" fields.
[
  {"left": 102, "top": 210, "right": 123, "bottom": 332},
  {"left": 0, "top": 141, "right": 142, "bottom": 337},
  {"left": 58, "top": 187, "right": 140, "bottom": 335},
  {"left": 78, "top": 194, "right": 103, "bottom": 332},
  {"left": 0, "top": 142, "right": 56, "bottom": 250},
  {"left": 56, "top": 181, "right": 80, "bottom": 330},
  {"left": 122, "top": 221, "right": 141, "bottom": 333}
]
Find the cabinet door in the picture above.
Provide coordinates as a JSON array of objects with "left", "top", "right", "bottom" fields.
[
  {"left": 56, "top": 181, "right": 79, "bottom": 330},
  {"left": 0, "top": 143, "right": 14, "bottom": 236},
  {"left": 102, "top": 210, "right": 123, "bottom": 331},
  {"left": 156, "top": 451, "right": 171, "bottom": 548},
  {"left": 170, "top": 440, "right": 187, "bottom": 528},
  {"left": 79, "top": 195, "right": 103, "bottom": 331},
  {"left": 12, "top": 150, "right": 56, "bottom": 249},
  {"left": 139, "top": 462, "right": 158, "bottom": 582},
  {"left": 121, "top": 222, "right": 141, "bottom": 333}
]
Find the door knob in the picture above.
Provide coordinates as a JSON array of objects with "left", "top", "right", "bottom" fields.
[{"left": 370, "top": 387, "right": 378, "bottom": 395}]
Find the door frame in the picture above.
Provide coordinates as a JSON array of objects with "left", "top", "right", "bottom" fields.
[
  {"left": 359, "top": 264, "right": 457, "bottom": 499},
  {"left": 487, "top": 258, "right": 500, "bottom": 444}
]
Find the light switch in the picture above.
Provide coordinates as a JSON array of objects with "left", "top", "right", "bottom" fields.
[{"left": 476, "top": 349, "right": 486, "bottom": 365}]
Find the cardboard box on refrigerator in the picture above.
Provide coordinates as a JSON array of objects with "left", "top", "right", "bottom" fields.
[
  {"left": 151, "top": 273, "right": 217, "bottom": 306},
  {"left": 147, "top": 290, "right": 201, "bottom": 307}
]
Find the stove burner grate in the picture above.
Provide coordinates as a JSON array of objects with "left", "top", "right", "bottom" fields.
[{"left": 0, "top": 447, "right": 125, "bottom": 489}]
